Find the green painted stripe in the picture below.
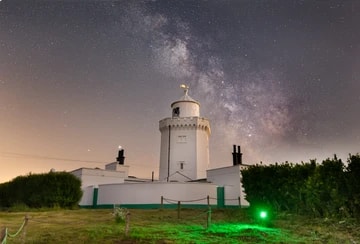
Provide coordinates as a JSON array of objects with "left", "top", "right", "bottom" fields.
[{"left": 79, "top": 204, "right": 244, "bottom": 209}]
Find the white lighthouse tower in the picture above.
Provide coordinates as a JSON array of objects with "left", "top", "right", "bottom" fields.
[{"left": 159, "top": 85, "right": 211, "bottom": 182}]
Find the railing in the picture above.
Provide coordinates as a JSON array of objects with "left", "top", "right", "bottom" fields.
[
  {"left": 1, "top": 215, "right": 29, "bottom": 244},
  {"left": 160, "top": 195, "right": 242, "bottom": 209}
]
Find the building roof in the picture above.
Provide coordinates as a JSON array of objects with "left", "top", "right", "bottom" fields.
[{"left": 171, "top": 91, "right": 200, "bottom": 107}]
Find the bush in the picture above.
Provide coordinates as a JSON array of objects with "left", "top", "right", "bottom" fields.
[
  {"left": 0, "top": 172, "right": 82, "bottom": 209},
  {"left": 242, "top": 154, "right": 360, "bottom": 219}
]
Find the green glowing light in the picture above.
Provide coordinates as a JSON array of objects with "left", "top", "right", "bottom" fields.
[{"left": 259, "top": 211, "right": 267, "bottom": 219}]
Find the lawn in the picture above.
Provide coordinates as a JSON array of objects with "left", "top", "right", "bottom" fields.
[{"left": 1, "top": 208, "right": 359, "bottom": 243}]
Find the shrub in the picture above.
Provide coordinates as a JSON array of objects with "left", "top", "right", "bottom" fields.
[
  {"left": 0, "top": 172, "right": 82, "bottom": 209},
  {"left": 113, "top": 207, "right": 129, "bottom": 223}
]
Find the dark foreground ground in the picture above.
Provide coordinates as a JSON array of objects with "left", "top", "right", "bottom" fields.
[{"left": 1, "top": 208, "right": 359, "bottom": 243}]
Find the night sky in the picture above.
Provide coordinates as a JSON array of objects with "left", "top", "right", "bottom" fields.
[{"left": 1, "top": 0, "right": 359, "bottom": 183}]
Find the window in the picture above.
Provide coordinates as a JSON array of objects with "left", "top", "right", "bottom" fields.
[
  {"left": 178, "top": 161, "right": 185, "bottom": 170},
  {"left": 172, "top": 107, "right": 180, "bottom": 117}
]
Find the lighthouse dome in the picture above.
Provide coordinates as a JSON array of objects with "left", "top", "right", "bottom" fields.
[{"left": 171, "top": 86, "right": 200, "bottom": 118}]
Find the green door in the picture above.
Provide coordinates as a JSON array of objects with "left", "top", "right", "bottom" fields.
[
  {"left": 217, "top": 187, "right": 225, "bottom": 208},
  {"left": 92, "top": 188, "right": 98, "bottom": 208}
]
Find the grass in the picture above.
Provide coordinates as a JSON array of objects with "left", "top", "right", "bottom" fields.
[{"left": 1, "top": 208, "right": 359, "bottom": 243}]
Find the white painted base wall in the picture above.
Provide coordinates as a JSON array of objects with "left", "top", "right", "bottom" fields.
[
  {"left": 79, "top": 185, "right": 96, "bottom": 206},
  {"left": 207, "top": 165, "right": 249, "bottom": 207},
  {"left": 72, "top": 164, "right": 250, "bottom": 208},
  {"left": 80, "top": 182, "right": 218, "bottom": 207}
]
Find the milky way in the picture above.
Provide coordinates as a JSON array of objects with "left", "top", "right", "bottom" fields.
[{"left": 112, "top": 1, "right": 347, "bottom": 164}]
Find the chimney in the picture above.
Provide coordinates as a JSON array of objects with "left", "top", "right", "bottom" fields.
[
  {"left": 116, "top": 149, "right": 125, "bottom": 165},
  {"left": 232, "top": 144, "right": 243, "bottom": 165},
  {"left": 237, "top": 145, "right": 242, "bottom": 165},
  {"left": 232, "top": 145, "right": 238, "bottom": 166}
]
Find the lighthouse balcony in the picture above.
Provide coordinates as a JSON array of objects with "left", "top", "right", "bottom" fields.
[{"left": 159, "top": 117, "right": 211, "bottom": 134}]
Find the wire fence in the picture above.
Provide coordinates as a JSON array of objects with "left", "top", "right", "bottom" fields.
[
  {"left": 161, "top": 195, "right": 242, "bottom": 209},
  {"left": 157, "top": 195, "right": 242, "bottom": 228},
  {"left": 1, "top": 215, "right": 28, "bottom": 244},
  {"left": 0, "top": 210, "right": 211, "bottom": 244},
  {"left": 0, "top": 211, "right": 120, "bottom": 244}
]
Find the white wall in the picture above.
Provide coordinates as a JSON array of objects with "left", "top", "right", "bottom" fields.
[
  {"left": 97, "top": 182, "right": 218, "bottom": 206},
  {"left": 207, "top": 165, "right": 249, "bottom": 207},
  {"left": 159, "top": 124, "right": 170, "bottom": 181},
  {"left": 171, "top": 100, "right": 200, "bottom": 117},
  {"left": 71, "top": 168, "right": 126, "bottom": 188},
  {"left": 196, "top": 125, "right": 210, "bottom": 179},
  {"left": 79, "top": 185, "right": 96, "bottom": 206},
  {"left": 75, "top": 169, "right": 249, "bottom": 207},
  {"left": 105, "top": 163, "right": 129, "bottom": 177},
  {"left": 169, "top": 125, "right": 196, "bottom": 181},
  {"left": 159, "top": 117, "right": 210, "bottom": 182}
]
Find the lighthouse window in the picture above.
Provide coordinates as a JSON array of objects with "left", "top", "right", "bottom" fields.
[
  {"left": 179, "top": 162, "right": 185, "bottom": 170},
  {"left": 172, "top": 107, "right": 180, "bottom": 117}
]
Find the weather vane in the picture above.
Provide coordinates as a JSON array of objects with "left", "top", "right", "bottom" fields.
[{"left": 180, "top": 84, "right": 189, "bottom": 95}]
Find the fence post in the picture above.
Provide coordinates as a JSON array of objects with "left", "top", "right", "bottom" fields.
[
  {"left": 0, "top": 227, "right": 5, "bottom": 243},
  {"left": 238, "top": 196, "right": 241, "bottom": 208},
  {"left": 207, "top": 207, "right": 211, "bottom": 229},
  {"left": 125, "top": 211, "right": 131, "bottom": 237},
  {"left": 177, "top": 201, "right": 181, "bottom": 219},
  {"left": 161, "top": 196, "right": 163, "bottom": 210},
  {"left": 22, "top": 214, "right": 29, "bottom": 244},
  {"left": 207, "top": 195, "right": 210, "bottom": 207}
]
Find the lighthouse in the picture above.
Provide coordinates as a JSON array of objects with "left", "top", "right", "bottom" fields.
[{"left": 159, "top": 85, "right": 211, "bottom": 182}]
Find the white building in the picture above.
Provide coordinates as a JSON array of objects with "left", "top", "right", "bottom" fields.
[
  {"left": 159, "top": 85, "right": 211, "bottom": 182},
  {"left": 71, "top": 85, "right": 249, "bottom": 208},
  {"left": 207, "top": 164, "right": 249, "bottom": 207}
]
